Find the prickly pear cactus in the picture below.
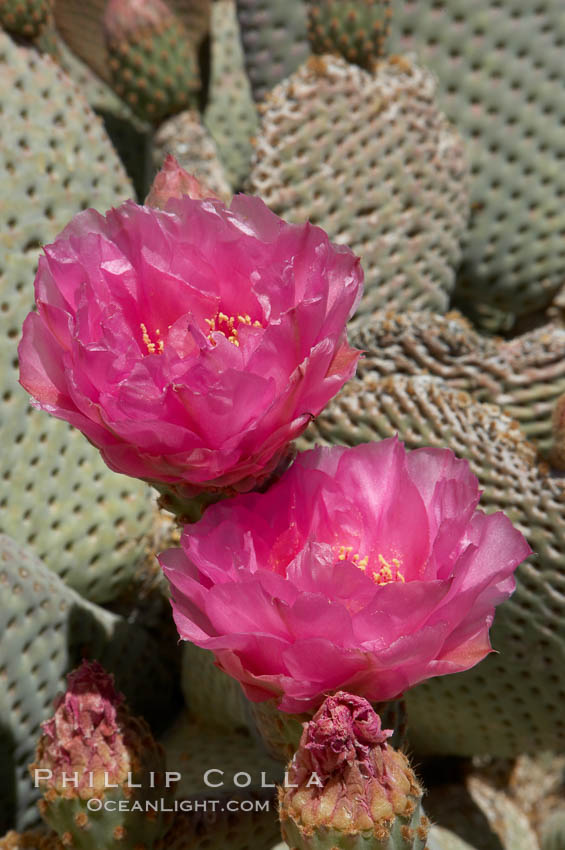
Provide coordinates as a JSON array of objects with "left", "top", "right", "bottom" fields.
[
  {"left": 308, "top": 0, "right": 392, "bottom": 69},
  {"left": 0, "top": 32, "right": 155, "bottom": 603},
  {"left": 235, "top": 0, "right": 310, "bottom": 102},
  {"left": 248, "top": 54, "right": 469, "bottom": 315},
  {"left": 349, "top": 311, "right": 565, "bottom": 456},
  {"left": 103, "top": 0, "right": 199, "bottom": 124},
  {"left": 0, "top": 534, "right": 175, "bottom": 832},
  {"left": 204, "top": 0, "right": 258, "bottom": 189},
  {"left": 154, "top": 109, "right": 232, "bottom": 200},
  {"left": 384, "top": 0, "right": 565, "bottom": 323},
  {"left": 0, "top": 0, "right": 52, "bottom": 40},
  {"left": 299, "top": 375, "right": 565, "bottom": 756}
]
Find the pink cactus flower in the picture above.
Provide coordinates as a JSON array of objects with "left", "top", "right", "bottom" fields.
[
  {"left": 161, "top": 438, "right": 531, "bottom": 713},
  {"left": 18, "top": 177, "right": 362, "bottom": 498}
]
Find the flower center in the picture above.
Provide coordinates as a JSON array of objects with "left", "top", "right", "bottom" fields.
[
  {"left": 205, "top": 312, "right": 261, "bottom": 348},
  {"left": 140, "top": 322, "right": 164, "bottom": 355},
  {"left": 337, "top": 545, "right": 405, "bottom": 586}
]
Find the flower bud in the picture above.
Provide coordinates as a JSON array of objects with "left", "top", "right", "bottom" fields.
[
  {"left": 145, "top": 155, "right": 221, "bottom": 209},
  {"left": 279, "top": 692, "right": 430, "bottom": 850},
  {"left": 31, "top": 661, "right": 168, "bottom": 850}
]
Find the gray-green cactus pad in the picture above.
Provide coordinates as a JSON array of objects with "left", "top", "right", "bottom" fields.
[
  {"left": 161, "top": 709, "right": 283, "bottom": 800},
  {"left": 349, "top": 310, "right": 565, "bottom": 456},
  {"left": 204, "top": 0, "right": 259, "bottom": 188},
  {"left": 0, "top": 33, "right": 155, "bottom": 603},
  {"left": 385, "top": 0, "right": 565, "bottom": 321},
  {"left": 248, "top": 54, "right": 469, "bottom": 316},
  {"left": 161, "top": 791, "right": 281, "bottom": 850},
  {"left": 235, "top": 0, "right": 310, "bottom": 102},
  {"left": 299, "top": 375, "right": 565, "bottom": 756},
  {"left": 0, "top": 534, "right": 176, "bottom": 832},
  {"left": 181, "top": 643, "right": 251, "bottom": 732}
]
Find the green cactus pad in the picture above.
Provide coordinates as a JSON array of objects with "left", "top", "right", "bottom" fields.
[
  {"left": 0, "top": 0, "right": 52, "bottom": 40},
  {"left": 308, "top": 0, "right": 392, "bottom": 69},
  {"left": 161, "top": 709, "right": 283, "bottom": 800},
  {"left": 349, "top": 310, "right": 565, "bottom": 456},
  {"left": 153, "top": 109, "right": 232, "bottom": 201},
  {"left": 235, "top": 0, "right": 310, "bottom": 102},
  {"left": 248, "top": 54, "right": 469, "bottom": 316},
  {"left": 204, "top": 0, "right": 259, "bottom": 189},
  {"left": 299, "top": 375, "right": 565, "bottom": 756},
  {"left": 181, "top": 644, "right": 251, "bottom": 732},
  {"left": 384, "top": 0, "right": 565, "bottom": 322},
  {"left": 0, "top": 535, "right": 176, "bottom": 831},
  {"left": 41, "top": 792, "right": 166, "bottom": 850},
  {"left": 104, "top": 0, "right": 199, "bottom": 124},
  {"left": 0, "top": 32, "right": 155, "bottom": 603},
  {"left": 159, "top": 789, "right": 281, "bottom": 850}
]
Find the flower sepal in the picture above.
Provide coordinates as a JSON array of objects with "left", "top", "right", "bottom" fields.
[
  {"left": 153, "top": 443, "right": 298, "bottom": 523},
  {"left": 154, "top": 484, "right": 229, "bottom": 524}
]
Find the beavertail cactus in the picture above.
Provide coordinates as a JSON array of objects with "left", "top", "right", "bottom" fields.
[
  {"left": 249, "top": 54, "right": 469, "bottom": 315},
  {"left": 103, "top": 0, "right": 198, "bottom": 123},
  {"left": 235, "top": 0, "right": 310, "bottom": 102},
  {"left": 0, "top": 0, "right": 53, "bottom": 39},
  {"left": 349, "top": 311, "right": 565, "bottom": 457},
  {"left": 308, "top": 0, "right": 392, "bottom": 69},
  {"left": 385, "top": 0, "right": 565, "bottom": 325},
  {"left": 0, "top": 31, "right": 155, "bottom": 604},
  {"left": 32, "top": 661, "right": 169, "bottom": 850},
  {"left": 279, "top": 692, "right": 430, "bottom": 850},
  {"left": 204, "top": 0, "right": 258, "bottom": 189}
]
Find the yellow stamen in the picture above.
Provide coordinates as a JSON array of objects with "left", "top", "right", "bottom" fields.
[
  {"left": 206, "top": 310, "right": 260, "bottom": 347},
  {"left": 372, "top": 554, "right": 405, "bottom": 586},
  {"left": 140, "top": 323, "right": 164, "bottom": 355},
  {"left": 336, "top": 545, "right": 404, "bottom": 584}
]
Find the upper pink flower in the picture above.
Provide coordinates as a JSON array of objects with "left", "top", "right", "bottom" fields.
[
  {"left": 161, "top": 439, "right": 531, "bottom": 713},
  {"left": 18, "top": 189, "right": 362, "bottom": 496}
]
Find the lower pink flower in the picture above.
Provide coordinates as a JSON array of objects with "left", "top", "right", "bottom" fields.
[{"left": 160, "top": 439, "right": 531, "bottom": 713}]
